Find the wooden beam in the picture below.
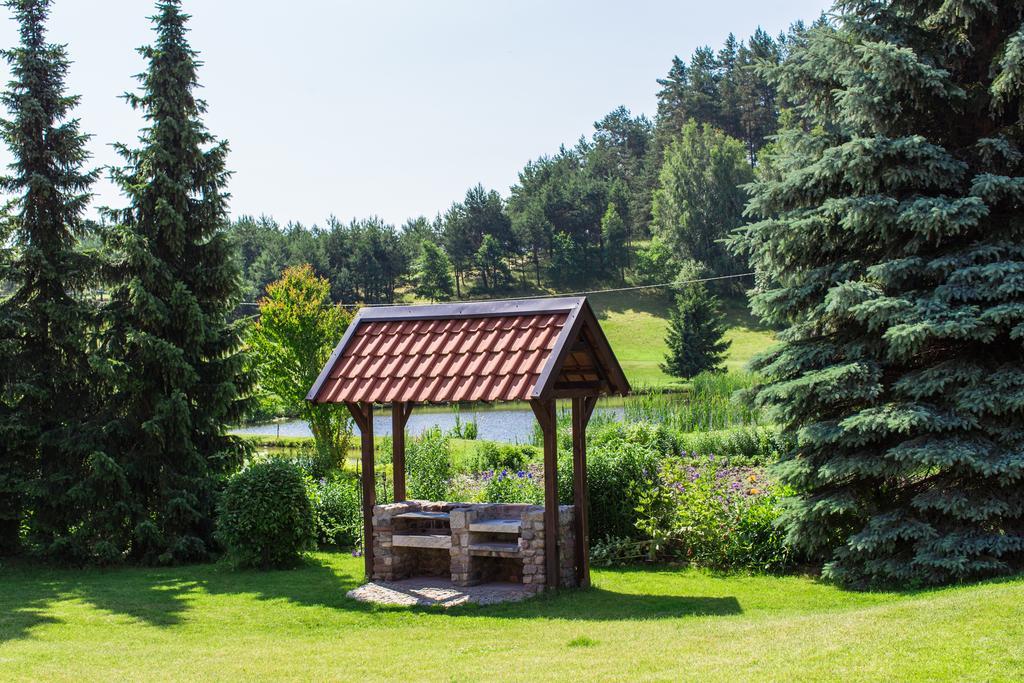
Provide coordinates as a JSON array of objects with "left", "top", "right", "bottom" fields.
[
  {"left": 529, "top": 398, "right": 554, "bottom": 433},
  {"left": 571, "top": 396, "right": 591, "bottom": 588},
  {"left": 530, "top": 398, "right": 560, "bottom": 589},
  {"left": 345, "top": 402, "right": 369, "bottom": 433},
  {"left": 358, "top": 402, "right": 375, "bottom": 580},
  {"left": 553, "top": 380, "right": 605, "bottom": 390},
  {"left": 583, "top": 394, "right": 599, "bottom": 425},
  {"left": 392, "top": 402, "right": 411, "bottom": 502},
  {"left": 552, "top": 388, "right": 606, "bottom": 399}
]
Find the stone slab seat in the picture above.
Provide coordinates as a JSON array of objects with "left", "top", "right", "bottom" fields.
[
  {"left": 394, "top": 511, "right": 451, "bottom": 521},
  {"left": 391, "top": 534, "right": 452, "bottom": 549},
  {"left": 468, "top": 518, "right": 521, "bottom": 533},
  {"left": 468, "top": 541, "right": 520, "bottom": 555}
]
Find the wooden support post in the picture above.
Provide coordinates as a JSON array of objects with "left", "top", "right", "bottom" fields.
[
  {"left": 347, "top": 402, "right": 375, "bottom": 580},
  {"left": 571, "top": 395, "right": 597, "bottom": 587},
  {"left": 531, "top": 398, "right": 559, "bottom": 589},
  {"left": 391, "top": 402, "right": 412, "bottom": 502}
]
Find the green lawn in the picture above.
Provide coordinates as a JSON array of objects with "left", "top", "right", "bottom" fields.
[
  {"left": 590, "top": 290, "right": 775, "bottom": 388},
  {"left": 2, "top": 552, "right": 1021, "bottom": 681}
]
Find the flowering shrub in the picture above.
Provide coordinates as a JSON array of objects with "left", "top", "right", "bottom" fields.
[
  {"left": 635, "top": 454, "right": 792, "bottom": 571},
  {"left": 481, "top": 466, "right": 544, "bottom": 504}
]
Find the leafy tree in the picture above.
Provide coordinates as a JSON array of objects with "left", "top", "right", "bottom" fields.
[
  {"left": 548, "top": 231, "right": 585, "bottom": 287},
  {"left": 0, "top": 0, "right": 100, "bottom": 558},
  {"left": 475, "top": 233, "right": 510, "bottom": 291},
  {"left": 101, "top": 0, "right": 250, "bottom": 564},
  {"left": 732, "top": 2, "right": 1024, "bottom": 587},
  {"left": 247, "top": 265, "right": 353, "bottom": 467},
  {"left": 600, "top": 202, "right": 628, "bottom": 282},
  {"left": 661, "top": 268, "right": 730, "bottom": 380},
  {"left": 652, "top": 121, "right": 752, "bottom": 276},
  {"left": 413, "top": 240, "right": 454, "bottom": 301}
]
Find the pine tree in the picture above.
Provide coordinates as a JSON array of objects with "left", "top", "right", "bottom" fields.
[
  {"left": 101, "top": 0, "right": 249, "bottom": 564},
  {"left": 414, "top": 240, "right": 455, "bottom": 301},
  {"left": 661, "top": 280, "right": 730, "bottom": 380},
  {"left": 732, "top": 1, "right": 1024, "bottom": 587},
  {"left": 0, "top": 0, "right": 100, "bottom": 558}
]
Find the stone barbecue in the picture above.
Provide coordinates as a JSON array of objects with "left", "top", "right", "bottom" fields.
[{"left": 372, "top": 500, "right": 577, "bottom": 589}]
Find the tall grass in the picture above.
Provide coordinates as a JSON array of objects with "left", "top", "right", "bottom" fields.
[{"left": 623, "top": 371, "right": 762, "bottom": 432}]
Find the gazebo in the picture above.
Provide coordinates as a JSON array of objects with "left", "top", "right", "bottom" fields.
[{"left": 306, "top": 296, "right": 629, "bottom": 589}]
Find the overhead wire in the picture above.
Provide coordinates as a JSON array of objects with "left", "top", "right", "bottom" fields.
[{"left": 234, "top": 271, "right": 757, "bottom": 310}]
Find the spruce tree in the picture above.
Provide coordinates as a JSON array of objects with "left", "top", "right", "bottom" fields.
[
  {"left": 732, "top": 1, "right": 1024, "bottom": 587},
  {"left": 102, "top": 0, "right": 249, "bottom": 564},
  {"left": 661, "top": 278, "right": 730, "bottom": 380},
  {"left": 0, "top": 0, "right": 100, "bottom": 557}
]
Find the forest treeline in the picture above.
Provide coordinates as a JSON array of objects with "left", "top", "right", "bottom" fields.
[{"left": 229, "top": 21, "right": 820, "bottom": 305}]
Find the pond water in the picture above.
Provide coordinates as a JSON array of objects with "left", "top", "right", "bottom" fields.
[{"left": 232, "top": 403, "right": 627, "bottom": 443}]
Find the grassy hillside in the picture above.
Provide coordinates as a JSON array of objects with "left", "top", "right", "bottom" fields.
[
  {"left": 2, "top": 552, "right": 1021, "bottom": 680},
  {"left": 589, "top": 289, "right": 775, "bottom": 388}
]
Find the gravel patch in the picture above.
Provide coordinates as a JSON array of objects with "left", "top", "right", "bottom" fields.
[{"left": 347, "top": 577, "right": 541, "bottom": 607}]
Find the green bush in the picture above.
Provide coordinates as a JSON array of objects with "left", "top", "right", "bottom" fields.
[
  {"left": 308, "top": 474, "right": 362, "bottom": 549},
  {"left": 677, "top": 426, "right": 792, "bottom": 465},
  {"left": 472, "top": 442, "right": 538, "bottom": 473},
  {"left": 217, "top": 459, "right": 316, "bottom": 569},
  {"left": 556, "top": 422, "right": 662, "bottom": 542},
  {"left": 406, "top": 427, "right": 451, "bottom": 500},
  {"left": 290, "top": 442, "right": 339, "bottom": 481}
]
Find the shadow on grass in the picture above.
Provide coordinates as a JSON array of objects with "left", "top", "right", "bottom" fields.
[
  {"left": 451, "top": 587, "right": 742, "bottom": 621},
  {"left": 0, "top": 553, "right": 749, "bottom": 643},
  {"left": 0, "top": 570, "right": 63, "bottom": 643},
  {"left": 0, "top": 555, "right": 363, "bottom": 642}
]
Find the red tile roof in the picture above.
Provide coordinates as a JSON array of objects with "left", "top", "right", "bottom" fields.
[
  {"left": 313, "top": 313, "right": 566, "bottom": 403},
  {"left": 307, "top": 297, "right": 630, "bottom": 405}
]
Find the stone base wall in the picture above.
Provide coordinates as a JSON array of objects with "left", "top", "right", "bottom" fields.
[{"left": 371, "top": 500, "right": 578, "bottom": 589}]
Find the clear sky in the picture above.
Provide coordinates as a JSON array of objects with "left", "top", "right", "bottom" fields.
[{"left": 0, "top": 0, "right": 830, "bottom": 228}]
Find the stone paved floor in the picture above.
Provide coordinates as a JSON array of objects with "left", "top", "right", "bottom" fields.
[{"left": 347, "top": 577, "right": 540, "bottom": 607}]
